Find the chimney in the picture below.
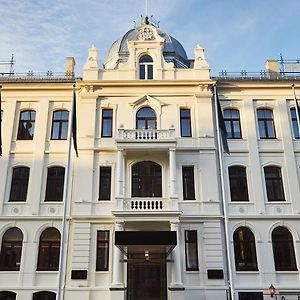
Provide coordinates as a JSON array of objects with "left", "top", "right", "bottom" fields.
[
  {"left": 65, "top": 57, "right": 76, "bottom": 76},
  {"left": 265, "top": 60, "right": 280, "bottom": 73}
]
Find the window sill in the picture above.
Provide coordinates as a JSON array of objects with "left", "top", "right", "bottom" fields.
[
  {"left": 36, "top": 270, "right": 58, "bottom": 273},
  {"left": 265, "top": 201, "right": 289, "bottom": 204},
  {"left": 275, "top": 270, "right": 298, "bottom": 274},
  {"left": 235, "top": 270, "right": 260, "bottom": 274}
]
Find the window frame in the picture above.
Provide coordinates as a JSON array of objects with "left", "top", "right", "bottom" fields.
[
  {"left": 96, "top": 230, "right": 110, "bottom": 271},
  {"left": 139, "top": 55, "right": 153, "bottom": 80},
  {"left": 37, "top": 228, "right": 61, "bottom": 271},
  {"left": 264, "top": 166, "right": 285, "bottom": 201},
  {"left": 223, "top": 108, "right": 242, "bottom": 139},
  {"left": 290, "top": 107, "right": 300, "bottom": 139},
  {"left": 257, "top": 108, "right": 276, "bottom": 139},
  {"left": 51, "top": 110, "right": 69, "bottom": 140},
  {"left": 184, "top": 230, "right": 199, "bottom": 271},
  {"left": 17, "top": 109, "right": 36, "bottom": 140},
  {"left": 9, "top": 166, "right": 30, "bottom": 202},
  {"left": 131, "top": 161, "right": 162, "bottom": 198},
  {"left": 45, "top": 166, "right": 65, "bottom": 202},
  {"left": 180, "top": 108, "right": 192, "bottom": 137},
  {"left": 98, "top": 166, "right": 112, "bottom": 201},
  {"left": 228, "top": 166, "right": 249, "bottom": 202},
  {"left": 272, "top": 226, "right": 297, "bottom": 271},
  {"left": 0, "top": 227, "right": 23, "bottom": 271},
  {"left": 33, "top": 291, "right": 56, "bottom": 300},
  {"left": 233, "top": 227, "right": 258, "bottom": 271},
  {"left": 101, "top": 109, "right": 113, "bottom": 137},
  {"left": 182, "top": 166, "right": 196, "bottom": 200}
]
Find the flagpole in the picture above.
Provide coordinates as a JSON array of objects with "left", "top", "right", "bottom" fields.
[
  {"left": 291, "top": 84, "right": 300, "bottom": 137},
  {"left": 213, "top": 84, "right": 235, "bottom": 300},
  {"left": 57, "top": 84, "right": 76, "bottom": 300}
]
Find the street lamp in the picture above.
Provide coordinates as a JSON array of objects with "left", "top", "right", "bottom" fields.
[{"left": 268, "top": 284, "right": 276, "bottom": 298}]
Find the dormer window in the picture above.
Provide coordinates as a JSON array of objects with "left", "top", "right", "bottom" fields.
[{"left": 139, "top": 55, "right": 153, "bottom": 80}]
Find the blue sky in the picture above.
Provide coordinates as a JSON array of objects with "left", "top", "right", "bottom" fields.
[{"left": 0, "top": 0, "right": 299, "bottom": 75}]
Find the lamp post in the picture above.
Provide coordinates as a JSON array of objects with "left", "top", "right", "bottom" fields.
[{"left": 268, "top": 284, "right": 276, "bottom": 298}]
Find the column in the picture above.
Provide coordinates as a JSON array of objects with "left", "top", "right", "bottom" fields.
[
  {"left": 170, "top": 221, "right": 183, "bottom": 287},
  {"left": 116, "top": 149, "right": 124, "bottom": 197},
  {"left": 169, "top": 148, "right": 178, "bottom": 198},
  {"left": 111, "top": 221, "right": 124, "bottom": 288}
]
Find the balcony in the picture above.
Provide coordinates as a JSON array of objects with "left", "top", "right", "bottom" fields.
[
  {"left": 116, "top": 127, "right": 176, "bottom": 149},
  {"left": 122, "top": 198, "right": 173, "bottom": 211}
]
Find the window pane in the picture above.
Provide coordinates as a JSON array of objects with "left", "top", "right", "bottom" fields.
[
  {"left": 182, "top": 166, "right": 195, "bottom": 200},
  {"left": 291, "top": 108, "right": 300, "bottom": 138},
  {"left": 185, "top": 231, "right": 199, "bottom": 271},
  {"left": 33, "top": 291, "right": 56, "bottom": 300},
  {"left": 139, "top": 65, "right": 145, "bottom": 80},
  {"left": 45, "top": 167, "right": 65, "bottom": 201},
  {"left": 51, "top": 110, "right": 69, "bottom": 140},
  {"left": 272, "top": 227, "right": 297, "bottom": 271},
  {"left": 0, "top": 228, "right": 23, "bottom": 271},
  {"left": 264, "top": 166, "right": 285, "bottom": 201},
  {"left": 132, "top": 161, "right": 162, "bottom": 197},
  {"left": 233, "top": 227, "right": 258, "bottom": 271},
  {"left": 17, "top": 110, "right": 36, "bottom": 140},
  {"left": 101, "top": 109, "right": 113, "bottom": 137},
  {"left": 99, "top": 167, "right": 111, "bottom": 200},
  {"left": 224, "top": 109, "right": 242, "bottom": 139},
  {"left": 180, "top": 109, "right": 191, "bottom": 137},
  {"left": 229, "top": 166, "right": 249, "bottom": 201},
  {"left": 9, "top": 167, "right": 30, "bottom": 202},
  {"left": 257, "top": 109, "right": 276, "bottom": 139},
  {"left": 37, "top": 228, "right": 60, "bottom": 271},
  {"left": 0, "top": 291, "right": 16, "bottom": 300},
  {"left": 96, "top": 231, "right": 109, "bottom": 271},
  {"left": 147, "top": 65, "right": 153, "bottom": 79}
]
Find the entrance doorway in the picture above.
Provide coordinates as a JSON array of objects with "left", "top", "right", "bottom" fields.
[{"left": 127, "top": 253, "right": 167, "bottom": 300}]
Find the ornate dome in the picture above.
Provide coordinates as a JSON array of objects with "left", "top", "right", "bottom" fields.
[{"left": 104, "top": 22, "right": 190, "bottom": 69}]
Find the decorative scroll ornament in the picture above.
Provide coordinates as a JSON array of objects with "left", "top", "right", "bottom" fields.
[{"left": 138, "top": 27, "right": 154, "bottom": 40}]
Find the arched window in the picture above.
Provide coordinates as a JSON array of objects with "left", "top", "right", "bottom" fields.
[
  {"left": 9, "top": 166, "right": 30, "bottom": 202},
  {"left": 264, "top": 166, "right": 285, "bottom": 201},
  {"left": 136, "top": 107, "right": 156, "bottom": 130},
  {"left": 17, "top": 110, "right": 36, "bottom": 140},
  {"left": 51, "top": 110, "right": 69, "bottom": 140},
  {"left": 0, "top": 228, "right": 23, "bottom": 271},
  {"left": 139, "top": 55, "right": 153, "bottom": 80},
  {"left": 272, "top": 227, "right": 297, "bottom": 271},
  {"left": 228, "top": 166, "right": 249, "bottom": 201},
  {"left": 224, "top": 109, "right": 242, "bottom": 139},
  {"left": 257, "top": 108, "right": 276, "bottom": 139},
  {"left": 233, "top": 227, "right": 258, "bottom": 271},
  {"left": 0, "top": 291, "right": 16, "bottom": 300},
  {"left": 290, "top": 107, "right": 300, "bottom": 139},
  {"left": 132, "top": 161, "right": 162, "bottom": 197},
  {"left": 37, "top": 228, "right": 61, "bottom": 271},
  {"left": 45, "top": 167, "right": 65, "bottom": 201},
  {"left": 33, "top": 291, "right": 56, "bottom": 300}
]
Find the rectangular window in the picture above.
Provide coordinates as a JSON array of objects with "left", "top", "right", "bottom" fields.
[
  {"left": 99, "top": 167, "right": 111, "bottom": 200},
  {"left": 185, "top": 230, "right": 199, "bottom": 271},
  {"left": 180, "top": 108, "right": 192, "bottom": 137},
  {"left": 182, "top": 166, "right": 195, "bottom": 200},
  {"left": 96, "top": 230, "right": 109, "bottom": 271},
  {"left": 101, "top": 109, "right": 113, "bottom": 137}
]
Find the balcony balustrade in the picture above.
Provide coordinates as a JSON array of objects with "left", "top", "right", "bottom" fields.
[
  {"left": 123, "top": 198, "right": 172, "bottom": 211},
  {"left": 117, "top": 128, "right": 175, "bottom": 141}
]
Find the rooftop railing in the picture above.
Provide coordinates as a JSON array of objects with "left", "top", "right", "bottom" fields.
[
  {"left": 215, "top": 70, "right": 300, "bottom": 80},
  {"left": 0, "top": 71, "right": 75, "bottom": 82}
]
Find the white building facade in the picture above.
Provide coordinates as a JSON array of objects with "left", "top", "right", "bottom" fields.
[{"left": 0, "top": 18, "right": 300, "bottom": 300}]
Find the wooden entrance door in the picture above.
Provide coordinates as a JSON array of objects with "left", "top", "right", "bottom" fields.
[{"left": 127, "top": 255, "right": 167, "bottom": 300}]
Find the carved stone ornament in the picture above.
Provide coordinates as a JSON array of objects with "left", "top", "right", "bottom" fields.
[{"left": 138, "top": 27, "right": 154, "bottom": 40}]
